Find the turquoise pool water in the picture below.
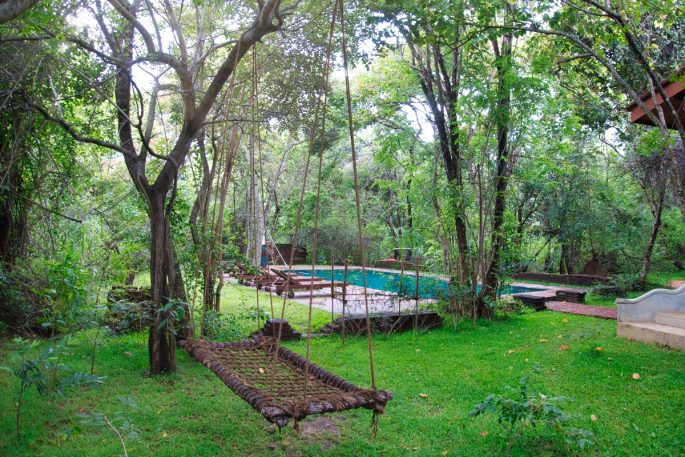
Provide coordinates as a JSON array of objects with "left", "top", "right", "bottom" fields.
[{"left": 291, "top": 268, "right": 543, "bottom": 299}]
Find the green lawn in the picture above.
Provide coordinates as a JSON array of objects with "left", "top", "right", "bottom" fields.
[{"left": 1, "top": 284, "right": 684, "bottom": 456}]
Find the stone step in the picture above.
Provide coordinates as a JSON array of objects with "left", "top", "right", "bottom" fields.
[
  {"left": 617, "top": 322, "right": 685, "bottom": 350},
  {"left": 655, "top": 312, "right": 685, "bottom": 329},
  {"left": 546, "top": 301, "right": 617, "bottom": 319}
]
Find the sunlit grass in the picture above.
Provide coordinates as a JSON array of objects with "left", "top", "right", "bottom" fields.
[{"left": 1, "top": 285, "right": 684, "bottom": 456}]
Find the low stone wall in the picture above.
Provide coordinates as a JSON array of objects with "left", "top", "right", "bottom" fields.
[
  {"left": 513, "top": 272, "right": 608, "bottom": 286},
  {"left": 321, "top": 311, "right": 443, "bottom": 335}
]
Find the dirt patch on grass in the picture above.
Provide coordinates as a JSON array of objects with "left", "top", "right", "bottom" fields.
[{"left": 299, "top": 416, "right": 342, "bottom": 440}]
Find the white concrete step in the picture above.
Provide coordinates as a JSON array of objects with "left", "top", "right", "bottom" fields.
[
  {"left": 655, "top": 312, "right": 685, "bottom": 329},
  {"left": 617, "top": 322, "right": 685, "bottom": 350}
]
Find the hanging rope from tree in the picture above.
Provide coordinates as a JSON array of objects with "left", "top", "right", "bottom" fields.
[{"left": 182, "top": 0, "right": 390, "bottom": 431}]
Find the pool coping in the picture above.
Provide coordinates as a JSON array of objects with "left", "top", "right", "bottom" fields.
[{"left": 272, "top": 264, "right": 589, "bottom": 295}]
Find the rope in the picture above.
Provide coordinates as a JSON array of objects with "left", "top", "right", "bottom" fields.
[
  {"left": 251, "top": 44, "right": 261, "bottom": 331},
  {"left": 252, "top": 54, "right": 276, "bottom": 321},
  {"left": 303, "top": 0, "right": 338, "bottom": 402},
  {"left": 338, "top": 0, "right": 377, "bottom": 391},
  {"left": 202, "top": 38, "right": 242, "bottom": 325}
]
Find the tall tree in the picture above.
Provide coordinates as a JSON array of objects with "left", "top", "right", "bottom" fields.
[{"left": 31, "top": 0, "right": 296, "bottom": 373}]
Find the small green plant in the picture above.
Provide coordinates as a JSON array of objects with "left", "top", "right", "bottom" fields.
[
  {"left": 202, "top": 309, "right": 245, "bottom": 341},
  {"left": 244, "top": 307, "right": 271, "bottom": 323},
  {"left": 470, "top": 368, "right": 592, "bottom": 456},
  {"left": 79, "top": 396, "right": 140, "bottom": 457},
  {"left": 155, "top": 299, "right": 187, "bottom": 335},
  {"left": 1, "top": 338, "right": 105, "bottom": 441},
  {"left": 37, "top": 255, "right": 89, "bottom": 335},
  {"left": 85, "top": 305, "right": 113, "bottom": 374},
  {"left": 607, "top": 273, "right": 642, "bottom": 293},
  {"left": 107, "top": 300, "right": 152, "bottom": 334}
]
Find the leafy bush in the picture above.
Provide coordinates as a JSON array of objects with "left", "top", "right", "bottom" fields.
[
  {"left": 0, "top": 255, "right": 91, "bottom": 335},
  {"left": 105, "top": 300, "right": 152, "bottom": 334},
  {"left": 1, "top": 338, "right": 105, "bottom": 441},
  {"left": 0, "top": 264, "right": 35, "bottom": 333},
  {"left": 590, "top": 284, "right": 623, "bottom": 297},
  {"left": 202, "top": 310, "right": 246, "bottom": 341},
  {"left": 606, "top": 273, "right": 642, "bottom": 293},
  {"left": 470, "top": 368, "right": 592, "bottom": 455},
  {"left": 244, "top": 307, "right": 271, "bottom": 323},
  {"left": 38, "top": 255, "right": 88, "bottom": 334}
]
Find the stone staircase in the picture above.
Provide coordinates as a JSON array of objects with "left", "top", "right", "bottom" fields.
[{"left": 616, "top": 285, "right": 685, "bottom": 350}]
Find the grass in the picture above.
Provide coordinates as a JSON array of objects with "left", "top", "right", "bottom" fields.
[
  {"left": 1, "top": 283, "right": 684, "bottom": 456},
  {"left": 203, "top": 281, "right": 334, "bottom": 337}
]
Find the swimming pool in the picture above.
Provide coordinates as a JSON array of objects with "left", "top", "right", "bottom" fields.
[{"left": 291, "top": 268, "right": 543, "bottom": 299}]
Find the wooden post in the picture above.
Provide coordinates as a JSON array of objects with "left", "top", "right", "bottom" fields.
[
  {"left": 414, "top": 256, "right": 420, "bottom": 331},
  {"left": 342, "top": 259, "right": 348, "bottom": 345},
  {"left": 398, "top": 255, "right": 404, "bottom": 317},
  {"left": 330, "top": 255, "right": 335, "bottom": 323}
]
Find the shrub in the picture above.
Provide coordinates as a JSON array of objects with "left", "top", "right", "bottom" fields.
[
  {"left": 1, "top": 338, "right": 105, "bottom": 441},
  {"left": 202, "top": 309, "right": 246, "bottom": 341},
  {"left": 607, "top": 273, "right": 642, "bottom": 294},
  {"left": 470, "top": 368, "right": 592, "bottom": 456},
  {"left": 105, "top": 300, "right": 152, "bottom": 334},
  {"left": 39, "top": 255, "right": 88, "bottom": 335},
  {"left": 0, "top": 264, "right": 35, "bottom": 333},
  {"left": 0, "top": 256, "right": 91, "bottom": 335}
]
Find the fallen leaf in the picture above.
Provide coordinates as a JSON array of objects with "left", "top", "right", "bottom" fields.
[
  {"left": 559, "top": 345, "right": 569, "bottom": 350},
  {"left": 591, "top": 414, "right": 598, "bottom": 422},
  {"left": 539, "top": 338, "right": 548, "bottom": 343},
  {"left": 258, "top": 367, "right": 265, "bottom": 374},
  {"left": 632, "top": 373, "right": 641, "bottom": 380},
  {"left": 479, "top": 431, "right": 488, "bottom": 437},
  {"left": 557, "top": 334, "right": 563, "bottom": 338},
  {"left": 162, "top": 431, "right": 168, "bottom": 438},
  {"left": 595, "top": 347, "right": 604, "bottom": 351},
  {"left": 419, "top": 393, "right": 428, "bottom": 398},
  {"left": 508, "top": 349, "right": 514, "bottom": 354}
]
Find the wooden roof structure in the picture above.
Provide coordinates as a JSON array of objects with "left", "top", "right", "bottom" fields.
[{"left": 626, "top": 65, "right": 685, "bottom": 129}]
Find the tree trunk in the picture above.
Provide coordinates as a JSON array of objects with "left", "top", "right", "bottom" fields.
[
  {"left": 638, "top": 193, "right": 664, "bottom": 289},
  {"left": 480, "top": 33, "right": 513, "bottom": 317},
  {"left": 171, "top": 251, "right": 192, "bottom": 341},
  {"left": 147, "top": 192, "right": 176, "bottom": 374}
]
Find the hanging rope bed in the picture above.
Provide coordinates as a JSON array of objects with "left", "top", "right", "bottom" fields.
[
  {"left": 182, "top": 0, "right": 392, "bottom": 432},
  {"left": 181, "top": 337, "right": 392, "bottom": 428}
]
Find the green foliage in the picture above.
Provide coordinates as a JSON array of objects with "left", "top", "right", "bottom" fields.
[
  {"left": 470, "top": 368, "right": 592, "bottom": 455},
  {"left": 201, "top": 309, "right": 246, "bottom": 341},
  {"left": 0, "top": 265, "right": 32, "bottom": 333},
  {"left": 38, "top": 254, "right": 88, "bottom": 335},
  {"left": 1, "top": 337, "right": 104, "bottom": 441},
  {"left": 106, "top": 301, "right": 151, "bottom": 334},
  {"left": 156, "top": 299, "right": 187, "bottom": 335},
  {"left": 607, "top": 273, "right": 643, "bottom": 293},
  {"left": 0, "top": 255, "right": 91, "bottom": 335},
  {"left": 78, "top": 396, "right": 140, "bottom": 457}
]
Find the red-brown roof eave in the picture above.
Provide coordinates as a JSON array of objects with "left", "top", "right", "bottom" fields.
[{"left": 625, "top": 63, "right": 685, "bottom": 112}]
